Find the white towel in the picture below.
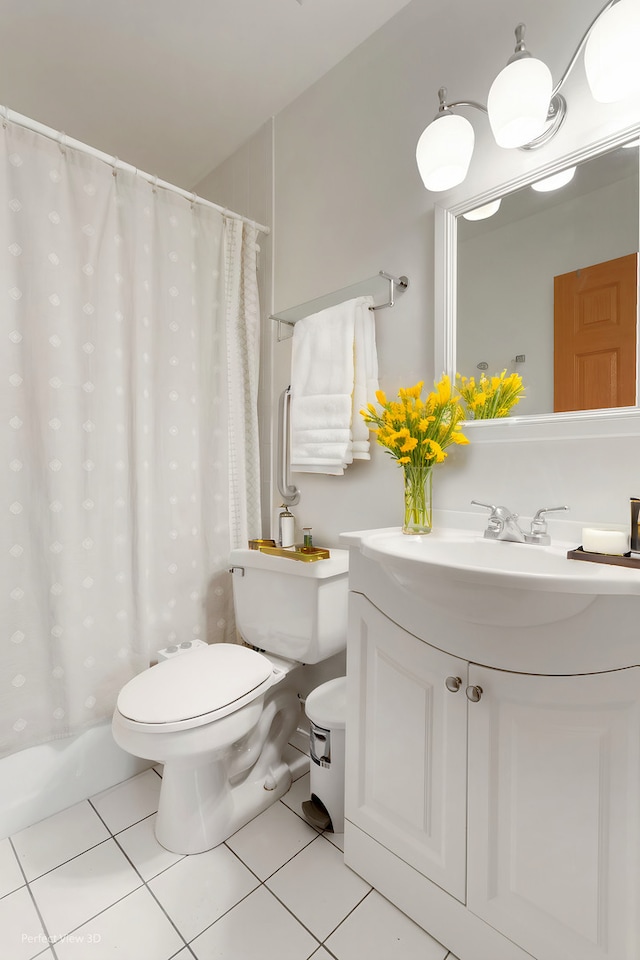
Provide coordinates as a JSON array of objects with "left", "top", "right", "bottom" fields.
[{"left": 290, "top": 295, "right": 378, "bottom": 475}]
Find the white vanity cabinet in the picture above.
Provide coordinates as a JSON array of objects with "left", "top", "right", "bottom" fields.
[
  {"left": 344, "top": 551, "right": 640, "bottom": 960},
  {"left": 347, "top": 593, "right": 468, "bottom": 902}
]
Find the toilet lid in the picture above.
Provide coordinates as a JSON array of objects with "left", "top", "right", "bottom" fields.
[{"left": 117, "top": 644, "right": 274, "bottom": 724}]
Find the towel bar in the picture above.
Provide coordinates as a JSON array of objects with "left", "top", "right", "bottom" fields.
[{"left": 271, "top": 269, "right": 409, "bottom": 341}]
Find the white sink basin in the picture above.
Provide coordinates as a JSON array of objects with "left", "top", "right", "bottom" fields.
[
  {"left": 358, "top": 527, "right": 639, "bottom": 596},
  {"left": 342, "top": 526, "right": 640, "bottom": 669}
]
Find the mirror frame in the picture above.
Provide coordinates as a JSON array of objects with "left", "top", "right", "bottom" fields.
[{"left": 435, "top": 121, "right": 640, "bottom": 442}]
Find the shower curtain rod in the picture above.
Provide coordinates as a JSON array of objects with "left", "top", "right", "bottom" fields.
[{"left": 0, "top": 104, "right": 270, "bottom": 236}]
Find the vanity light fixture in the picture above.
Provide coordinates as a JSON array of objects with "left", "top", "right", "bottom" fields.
[{"left": 416, "top": 0, "right": 640, "bottom": 192}]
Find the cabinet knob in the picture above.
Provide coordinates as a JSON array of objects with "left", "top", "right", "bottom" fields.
[
  {"left": 465, "top": 684, "right": 483, "bottom": 703},
  {"left": 445, "top": 676, "right": 462, "bottom": 693}
]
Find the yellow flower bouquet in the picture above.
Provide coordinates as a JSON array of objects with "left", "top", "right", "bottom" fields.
[
  {"left": 455, "top": 369, "right": 525, "bottom": 420},
  {"left": 361, "top": 375, "right": 469, "bottom": 534}
]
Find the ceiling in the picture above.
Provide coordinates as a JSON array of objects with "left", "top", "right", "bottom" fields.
[{"left": 0, "top": 0, "right": 413, "bottom": 190}]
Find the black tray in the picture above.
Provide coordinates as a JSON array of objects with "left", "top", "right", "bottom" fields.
[{"left": 567, "top": 546, "right": 640, "bottom": 569}]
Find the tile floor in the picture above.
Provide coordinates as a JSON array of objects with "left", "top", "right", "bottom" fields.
[{"left": 1, "top": 763, "right": 458, "bottom": 960}]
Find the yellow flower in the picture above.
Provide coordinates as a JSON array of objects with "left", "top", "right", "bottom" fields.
[
  {"left": 455, "top": 370, "right": 524, "bottom": 420},
  {"left": 436, "top": 375, "right": 452, "bottom": 404},
  {"left": 424, "top": 438, "right": 446, "bottom": 462},
  {"left": 400, "top": 436, "right": 418, "bottom": 452},
  {"left": 360, "top": 374, "right": 470, "bottom": 476}
]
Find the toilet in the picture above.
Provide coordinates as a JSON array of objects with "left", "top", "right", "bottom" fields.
[{"left": 112, "top": 546, "right": 348, "bottom": 854}]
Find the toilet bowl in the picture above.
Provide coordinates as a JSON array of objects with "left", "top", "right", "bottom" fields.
[{"left": 112, "top": 547, "right": 348, "bottom": 854}]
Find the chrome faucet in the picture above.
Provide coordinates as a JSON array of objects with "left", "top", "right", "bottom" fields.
[
  {"left": 472, "top": 501, "right": 569, "bottom": 545},
  {"left": 471, "top": 501, "right": 526, "bottom": 542}
]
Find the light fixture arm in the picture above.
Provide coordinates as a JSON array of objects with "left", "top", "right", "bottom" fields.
[
  {"left": 436, "top": 86, "right": 487, "bottom": 119},
  {"left": 550, "top": 0, "right": 619, "bottom": 99}
]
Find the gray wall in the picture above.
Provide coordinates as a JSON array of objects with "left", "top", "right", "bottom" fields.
[{"left": 196, "top": 0, "right": 640, "bottom": 545}]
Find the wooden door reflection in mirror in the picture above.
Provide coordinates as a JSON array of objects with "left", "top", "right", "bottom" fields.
[{"left": 554, "top": 253, "right": 638, "bottom": 412}]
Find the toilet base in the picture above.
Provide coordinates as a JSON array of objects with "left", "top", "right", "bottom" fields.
[
  {"left": 156, "top": 757, "right": 293, "bottom": 854},
  {"left": 154, "top": 687, "right": 300, "bottom": 854}
]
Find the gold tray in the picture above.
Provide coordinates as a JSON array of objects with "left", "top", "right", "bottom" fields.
[{"left": 257, "top": 545, "right": 331, "bottom": 562}]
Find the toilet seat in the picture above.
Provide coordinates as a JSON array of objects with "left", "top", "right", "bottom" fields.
[{"left": 116, "top": 643, "right": 281, "bottom": 733}]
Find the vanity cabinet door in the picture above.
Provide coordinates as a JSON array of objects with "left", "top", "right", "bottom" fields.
[
  {"left": 345, "top": 594, "right": 468, "bottom": 902},
  {"left": 467, "top": 664, "right": 640, "bottom": 960}
]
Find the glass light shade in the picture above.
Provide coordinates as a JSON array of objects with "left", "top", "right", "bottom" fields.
[
  {"left": 488, "top": 57, "right": 553, "bottom": 148},
  {"left": 416, "top": 113, "right": 475, "bottom": 192},
  {"left": 584, "top": 0, "right": 640, "bottom": 103},
  {"left": 531, "top": 166, "right": 576, "bottom": 192},
  {"left": 462, "top": 198, "right": 502, "bottom": 221}
]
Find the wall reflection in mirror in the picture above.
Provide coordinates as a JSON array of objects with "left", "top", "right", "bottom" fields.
[{"left": 456, "top": 141, "right": 639, "bottom": 417}]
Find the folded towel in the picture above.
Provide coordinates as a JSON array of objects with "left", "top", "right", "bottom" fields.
[{"left": 290, "top": 295, "right": 378, "bottom": 475}]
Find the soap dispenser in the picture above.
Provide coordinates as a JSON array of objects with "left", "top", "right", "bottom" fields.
[{"left": 278, "top": 504, "right": 295, "bottom": 548}]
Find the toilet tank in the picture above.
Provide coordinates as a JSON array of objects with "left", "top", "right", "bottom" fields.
[{"left": 229, "top": 548, "right": 349, "bottom": 663}]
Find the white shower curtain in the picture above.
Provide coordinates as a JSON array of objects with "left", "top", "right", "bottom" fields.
[{"left": 1, "top": 119, "right": 262, "bottom": 758}]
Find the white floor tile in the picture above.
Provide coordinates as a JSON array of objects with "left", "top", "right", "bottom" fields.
[
  {"left": 91, "top": 770, "right": 161, "bottom": 834},
  {"left": 29, "top": 840, "right": 142, "bottom": 938},
  {"left": 53, "top": 886, "right": 184, "bottom": 960},
  {"left": 0, "top": 886, "right": 47, "bottom": 960},
  {"left": 190, "top": 885, "right": 318, "bottom": 960},
  {"left": 0, "top": 836, "right": 25, "bottom": 897},
  {"left": 226, "top": 800, "right": 317, "bottom": 880},
  {"left": 325, "top": 889, "right": 448, "bottom": 960},
  {"left": 115, "top": 814, "right": 185, "bottom": 881},
  {"left": 12, "top": 801, "right": 110, "bottom": 881},
  {"left": 148, "top": 843, "right": 258, "bottom": 942},
  {"left": 267, "top": 835, "right": 370, "bottom": 940}
]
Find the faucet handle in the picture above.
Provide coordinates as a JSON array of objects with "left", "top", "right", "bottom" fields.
[
  {"left": 527, "top": 505, "right": 569, "bottom": 544},
  {"left": 471, "top": 499, "right": 497, "bottom": 513},
  {"left": 471, "top": 500, "right": 517, "bottom": 520},
  {"left": 471, "top": 500, "right": 516, "bottom": 538}
]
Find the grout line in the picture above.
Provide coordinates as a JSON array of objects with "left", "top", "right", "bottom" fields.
[
  {"left": 15, "top": 834, "right": 113, "bottom": 885},
  {"left": 319, "top": 886, "right": 375, "bottom": 946},
  {"left": 258, "top": 883, "right": 323, "bottom": 950},
  {"left": 8, "top": 836, "right": 62, "bottom": 960},
  {"left": 319, "top": 886, "right": 371, "bottom": 945},
  {"left": 184, "top": 884, "right": 261, "bottom": 949},
  {"left": 87, "top": 796, "right": 163, "bottom": 839},
  {"left": 109, "top": 831, "right": 192, "bottom": 954}
]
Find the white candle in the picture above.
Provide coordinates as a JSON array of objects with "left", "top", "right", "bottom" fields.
[{"left": 582, "top": 527, "right": 629, "bottom": 556}]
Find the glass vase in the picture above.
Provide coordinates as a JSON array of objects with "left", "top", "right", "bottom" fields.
[{"left": 403, "top": 466, "right": 433, "bottom": 535}]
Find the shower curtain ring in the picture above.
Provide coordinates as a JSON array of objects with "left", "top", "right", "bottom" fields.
[
  {"left": 112, "top": 156, "right": 120, "bottom": 178},
  {"left": 58, "top": 131, "right": 66, "bottom": 155},
  {"left": 1, "top": 105, "right": 8, "bottom": 129},
  {"left": 152, "top": 175, "right": 158, "bottom": 194}
]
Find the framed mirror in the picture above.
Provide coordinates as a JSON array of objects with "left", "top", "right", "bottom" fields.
[{"left": 435, "top": 123, "right": 640, "bottom": 439}]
